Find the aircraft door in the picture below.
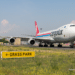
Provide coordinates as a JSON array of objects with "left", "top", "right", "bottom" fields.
[{"left": 63, "top": 28, "right": 70, "bottom": 41}]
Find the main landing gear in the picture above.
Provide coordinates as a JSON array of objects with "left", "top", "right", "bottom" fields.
[
  {"left": 39, "top": 44, "right": 43, "bottom": 47},
  {"left": 50, "top": 44, "right": 54, "bottom": 47},
  {"left": 70, "top": 42, "right": 74, "bottom": 48},
  {"left": 44, "top": 44, "right": 48, "bottom": 47},
  {"left": 39, "top": 43, "right": 48, "bottom": 47},
  {"left": 58, "top": 44, "right": 62, "bottom": 47}
]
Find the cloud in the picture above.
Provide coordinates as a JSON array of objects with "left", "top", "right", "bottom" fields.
[
  {"left": 0, "top": 19, "right": 19, "bottom": 34},
  {"left": 70, "top": 20, "right": 75, "bottom": 24},
  {"left": 1, "top": 19, "right": 9, "bottom": 27}
]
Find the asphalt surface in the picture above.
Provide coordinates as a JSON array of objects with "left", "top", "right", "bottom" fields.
[
  {"left": 29, "top": 45, "right": 75, "bottom": 50},
  {"left": 4, "top": 45, "right": 75, "bottom": 50},
  {"left": 14, "top": 45, "right": 75, "bottom": 50}
]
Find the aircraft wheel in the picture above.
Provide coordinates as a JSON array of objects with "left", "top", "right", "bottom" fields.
[
  {"left": 70, "top": 45, "right": 74, "bottom": 48},
  {"left": 39, "top": 44, "right": 43, "bottom": 47},
  {"left": 58, "top": 45, "right": 62, "bottom": 47},
  {"left": 50, "top": 44, "right": 54, "bottom": 47},
  {"left": 70, "top": 42, "right": 74, "bottom": 48},
  {"left": 44, "top": 44, "right": 48, "bottom": 47}
]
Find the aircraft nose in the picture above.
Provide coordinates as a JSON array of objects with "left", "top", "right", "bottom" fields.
[{"left": 69, "top": 28, "right": 75, "bottom": 37}]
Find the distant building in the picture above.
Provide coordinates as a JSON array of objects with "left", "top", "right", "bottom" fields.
[
  {"left": 14, "top": 38, "right": 21, "bottom": 45},
  {"left": 0, "top": 42, "right": 3, "bottom": 45}
]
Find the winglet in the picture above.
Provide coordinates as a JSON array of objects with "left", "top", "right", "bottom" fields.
[{"left": 35, "top": 21, "right": 39, "bottom": 36}]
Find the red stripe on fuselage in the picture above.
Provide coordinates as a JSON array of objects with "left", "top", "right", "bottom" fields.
[{"left": 36, "top": 33, "right": 51, "bottom": 36}]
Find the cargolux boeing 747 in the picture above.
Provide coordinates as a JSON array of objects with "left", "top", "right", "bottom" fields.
[
  {"left": 28, "top": 21, "right": 75, "bottom": 48},
  {"left": 1, "top": 21, "right": 75, "bottom": 48}
]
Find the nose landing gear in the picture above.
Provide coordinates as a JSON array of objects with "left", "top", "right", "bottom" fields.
[{"left": 70, "top": 42, "right": 74, "bottom": 48}]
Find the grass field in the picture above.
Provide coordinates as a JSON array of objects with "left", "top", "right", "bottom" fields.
[{"left": 0, "top": 45, "right": 75, "bottom": 75}]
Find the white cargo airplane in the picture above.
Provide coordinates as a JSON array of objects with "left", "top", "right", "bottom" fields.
[{"left": 1, "top": 21, "right": 75, "bottom": 48}]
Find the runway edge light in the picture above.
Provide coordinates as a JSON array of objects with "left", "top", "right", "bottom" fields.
[{"left": 1, "top": 51, "right": 35, "bottom": 58}]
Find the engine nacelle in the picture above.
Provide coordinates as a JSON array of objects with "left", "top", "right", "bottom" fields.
[
  {"left": 10, "top": 38, "right": 15, "bottom": 43},
  {"left": 28, "top": 38, "right": 35, "bottom": 45}
]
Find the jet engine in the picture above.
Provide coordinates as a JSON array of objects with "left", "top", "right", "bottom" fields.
[
  {"left": 10, "top": 38, "right": 15, "bottom": 43},
  {"left": 28, "top": 38, "right": 35, "bottom": 45}
]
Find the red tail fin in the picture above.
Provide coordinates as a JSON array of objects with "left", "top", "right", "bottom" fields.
[{"left": 35, "top": 21, "right": 39, "bottom": 36}]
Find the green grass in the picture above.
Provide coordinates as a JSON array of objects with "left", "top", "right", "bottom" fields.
[{"left": 0, "top": 45, "right": 75, "bottom": 75}]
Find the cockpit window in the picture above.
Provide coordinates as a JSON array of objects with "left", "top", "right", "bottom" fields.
[{"left": 70, "top": 25, "right": 75, "bottom": 27}]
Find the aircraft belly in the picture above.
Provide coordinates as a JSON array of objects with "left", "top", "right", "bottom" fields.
[
  {"left": 53, "top": 35, "right": 75, "bottom": 43},
  {"left": 54, "top": 35, "right": 70, "bottom": 43},
  {"left": 55, "top": 37, "right": 69, "bottom": 42},
  {"left": 36, "top": 36, "right": 56, "bottom": 43}
]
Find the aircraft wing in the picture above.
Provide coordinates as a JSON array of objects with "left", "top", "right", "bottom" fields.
[
  {"left": 0, "top": 36, "right": 54, "bottom": 43},
  {"left": 0, "top": 36, "right": 32, "bottom": 39},
  {"left": 0, "top": 21, "right": 54, "bottom": 44},
  {"left": 0, "top": 36, "right": 11, "bottom": 38},
  {"left": 35, "top": 37, "right": 54, "bottom": 42},
  {"left": 20, "top": 36, "right": 54, "bottom": 44}
]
